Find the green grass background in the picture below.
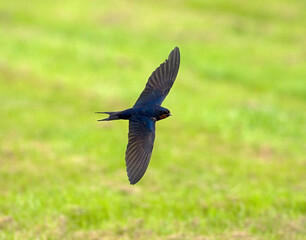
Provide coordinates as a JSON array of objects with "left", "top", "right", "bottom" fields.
[{"left": 0, "top": 0, "right": 305, "bottom": 239}]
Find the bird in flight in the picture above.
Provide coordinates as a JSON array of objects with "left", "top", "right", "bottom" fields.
[{"left": 97, "top": 47, "right": 180, "bottom": 184}]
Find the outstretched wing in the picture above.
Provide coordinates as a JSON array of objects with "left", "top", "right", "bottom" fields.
[
  {"left": 125, "top": 116, "right": 156, "bottom": 184},
  {"left": 134, "top": 47, "right": 180, "bottom": 107}
]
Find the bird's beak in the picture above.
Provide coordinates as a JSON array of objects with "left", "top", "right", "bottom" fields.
[{"left": 169, "top": 113, "right": 172, "bottom": 117}]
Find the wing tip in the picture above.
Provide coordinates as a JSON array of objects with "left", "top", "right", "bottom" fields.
[
  {"left": 171, "top": 46, "right": 180, "bottom": 56},
  {"left": 172, "top": 46, "right": 180, "bottom": 53},
  {"left": 169, "top": 46, "right": 180, "bottom": 60},
  {"left": 129, "top": 179, "right": 138, "bottom": 185},
  {"left": 128, "top": 174, "right": 141, "bottom": 185}
]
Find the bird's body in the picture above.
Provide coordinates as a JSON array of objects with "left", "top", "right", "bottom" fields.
[
  {"left": 97, "top": 47, "right": 180, "bottom": 184},
  {"left": 99, "top": 105, "right": 170, "bottom": 122}
]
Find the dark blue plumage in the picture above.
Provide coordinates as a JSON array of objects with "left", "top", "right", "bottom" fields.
[{"left": 97, "top": 47, "right": 180, "bottom": 184}]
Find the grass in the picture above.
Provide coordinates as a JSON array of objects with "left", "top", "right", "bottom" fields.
[{"left": 0, "top": 0, "right": 305, "bottom": 239}]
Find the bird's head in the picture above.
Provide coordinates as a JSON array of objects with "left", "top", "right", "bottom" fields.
[{"left": 157, "top": 108, "right": 172, "bottom": 121}]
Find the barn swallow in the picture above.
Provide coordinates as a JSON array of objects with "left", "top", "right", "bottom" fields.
[{"left": 97, "top": 47, "right": 180, "bottom": 184}]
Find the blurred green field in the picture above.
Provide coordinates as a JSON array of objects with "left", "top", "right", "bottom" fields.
[{"left": 0, "top": 0, "right": 305, "bottom": 239}]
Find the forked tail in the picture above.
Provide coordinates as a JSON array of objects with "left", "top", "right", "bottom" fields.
[{"left": 96, "top": 111, "right": 121, "bottom": 121}]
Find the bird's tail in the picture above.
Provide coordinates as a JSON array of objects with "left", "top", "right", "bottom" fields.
[{"left": 96, "top": 111, "right": 121, "bottom": 121}]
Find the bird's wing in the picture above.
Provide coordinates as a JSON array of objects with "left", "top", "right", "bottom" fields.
[
  {"left": 133, "top": 47, "right": 180, "bottom": 107},
  {"left": 125, "top": 116, "right": 156, "bottom": 184}
]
